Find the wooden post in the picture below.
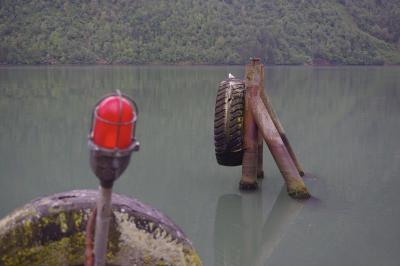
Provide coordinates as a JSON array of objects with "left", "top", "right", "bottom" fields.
[
  {"left": 251, "top": 90, "right": 310, "bottom": 199},
  {"left": 245, "top": 59, "right": 310, "bottom": 199},
  {"left": 240, "top": 75, "right": 259, "bottom": 190},
  {"left": 257, "top": 132, "right": 264, "bottom": 179},
  {"left": 260, "top": 91, "right": 304, "bottom": 176}
]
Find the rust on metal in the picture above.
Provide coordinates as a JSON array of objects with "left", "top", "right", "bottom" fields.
[{"left": 85, "top": 207, "right": 96, "bottom": 266}]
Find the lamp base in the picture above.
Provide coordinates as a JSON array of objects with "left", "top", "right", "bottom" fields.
[{"left": 88, "top": 139, "right": 139, "bottom": 187}]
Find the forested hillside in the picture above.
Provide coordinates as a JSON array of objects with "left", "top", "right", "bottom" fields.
[{"left": 0, "top": 0, "right": 399, "bottom": 65}]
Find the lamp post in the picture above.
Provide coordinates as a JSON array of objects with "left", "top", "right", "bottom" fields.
[{"left": 88, "top": 90, "right": 139, "bottom": 266}]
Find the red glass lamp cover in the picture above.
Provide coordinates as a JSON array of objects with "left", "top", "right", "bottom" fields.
[{"left": 92, "top": 95, "right": 136, "bottom": 149}]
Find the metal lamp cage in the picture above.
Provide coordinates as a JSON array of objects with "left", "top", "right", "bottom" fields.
[{"left": 89, "top": 90, "right": 139, "bottom": 152}]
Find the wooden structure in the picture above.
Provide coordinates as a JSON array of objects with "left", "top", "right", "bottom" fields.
[{"left": 240, "top": 58, "right": 310, "bottom": 199}]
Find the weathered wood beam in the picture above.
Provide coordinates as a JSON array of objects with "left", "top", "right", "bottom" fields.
[
  {"left": 257, "top": 132, "right": 264, "bottom": 179},
  {"left": 240, "top": 76, "right": 259, "bottom": 190},
  {"left": 244, "top": 58, "right": 310, "bottom": 199},
  {"left": 259, "top": 91, "right": 305, "bottom": 176}
]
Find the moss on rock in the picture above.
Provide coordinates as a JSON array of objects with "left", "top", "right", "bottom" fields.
[{"left": 0, "top": 190, "right": 202, "bottom": 266}]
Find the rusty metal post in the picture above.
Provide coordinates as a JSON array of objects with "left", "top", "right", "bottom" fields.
[
  {"left": 93, "top": 186, "right": 112, "bottom": 266},
  {"left": 245, "top": 58, "right": 309, "bottom": 199},
  {"left": 240, "top": 77, "right": 259, "bottom": 190},
  {"left": 85, "top": 207, "right": 96, "bottom": 266},
  {"left": 260, "top": 91, "right": 304, "bottom": 176}
]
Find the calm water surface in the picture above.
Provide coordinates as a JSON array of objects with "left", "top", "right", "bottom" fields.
[{"left": 0, "top": 66, "right": 399, "bottom": 266}]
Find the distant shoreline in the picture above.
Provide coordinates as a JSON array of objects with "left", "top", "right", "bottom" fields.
[{"left": 0, "top": 62, "right": 399, "bottom": 67}]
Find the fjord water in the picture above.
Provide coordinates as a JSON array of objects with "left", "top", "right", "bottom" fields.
[{"left": 0, "top": 66, "right": 399, "bottom": 266}]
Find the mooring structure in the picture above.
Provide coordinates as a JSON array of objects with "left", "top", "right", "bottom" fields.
[{"left": 214, "top": 58, "right": 310, "bottom": 199}]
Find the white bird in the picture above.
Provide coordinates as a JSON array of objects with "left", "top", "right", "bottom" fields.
[{"left": 228, "top": 73, "right": 235, "bottom": 79}]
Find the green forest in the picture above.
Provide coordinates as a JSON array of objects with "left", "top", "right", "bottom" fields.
[{"left": 0, "top": 0, "right": 399, "bottom": 65}]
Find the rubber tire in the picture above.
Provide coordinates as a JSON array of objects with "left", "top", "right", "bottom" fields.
[{"left": 214, "top": 78, "right": 245, "bottom": 166}]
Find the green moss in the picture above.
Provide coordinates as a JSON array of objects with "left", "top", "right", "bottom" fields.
[
  {"left": 58, "top": 212, "right": 68, "bottom": 233},
  {"left": 287, "top": 185, "right": 311, "bottom": 200},
  {"left": 0, "top": 190, "right": 202, "bottom": 265},
  {"left": 1, "top": 233, "right": 86, "bottom": 266},
  {"left": 40, "top": 216, "right": 50, "bottom": 226},
  {"left": 184, "top": 248, "right": 202, "bottom": 266},
  {"left": 22, "top": 219, "right": 33, "bottom": 246},
  {"left": 73, "top": 211, "right": 83, "bottom": 228}
]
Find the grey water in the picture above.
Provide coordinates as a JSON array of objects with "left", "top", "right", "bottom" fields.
[{"left": 0, "top": 65, "right": 399, "bottom": 266}]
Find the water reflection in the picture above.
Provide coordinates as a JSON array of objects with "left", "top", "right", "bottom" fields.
[{"left": 215, "top": 186, "right": 306, "bottom": 266}]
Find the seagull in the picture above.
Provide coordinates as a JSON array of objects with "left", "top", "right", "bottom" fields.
[{"left": 228, "top": 73, "right": 235, "bottom": 79}]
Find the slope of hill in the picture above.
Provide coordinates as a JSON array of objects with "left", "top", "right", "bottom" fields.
[{"left": 0, "top": 0, "right": 399, "bottom": 65}]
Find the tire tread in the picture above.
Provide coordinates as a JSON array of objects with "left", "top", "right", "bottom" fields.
[{"left": 213, "top": 78, "right": 245, "bottom": 166}]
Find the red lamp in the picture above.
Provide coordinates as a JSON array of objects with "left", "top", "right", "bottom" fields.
[
  {"left": 88, "top": 90, "right": 139, "bottom": 188},
  {"left": 87, "top": 90, "right": 140, "bottom": 265},
  {"left": 93, "top": 96, "right": 135, "bottom": 149}
]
